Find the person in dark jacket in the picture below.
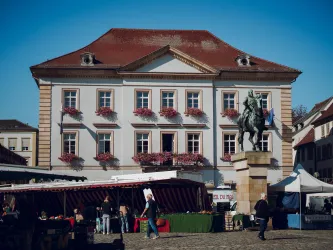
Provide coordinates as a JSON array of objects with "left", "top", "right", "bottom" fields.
[
  {"left": 141, "top": 194, "right": 159, "bottom": 239},
  {"left": 101, "top": 196, "right": 113, "bottom": 235},
  {"left": 254, "top": 193, "right": 269, "bottom": 241}
]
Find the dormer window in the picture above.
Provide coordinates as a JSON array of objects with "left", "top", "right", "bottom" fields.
[
  {"left": 236, "top": 54, "right": 250, "bottom": 67},
  {"left": 80, "top": 52, "right": 95, "bottom": 66}
]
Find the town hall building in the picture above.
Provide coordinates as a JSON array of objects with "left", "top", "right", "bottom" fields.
[{"left": 30, "top": 28, "right": 301, "bottom": 186}]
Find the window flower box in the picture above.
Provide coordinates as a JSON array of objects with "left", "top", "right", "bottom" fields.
[
  {"left": 222, "top": 108, "right": 239, "bottom": 118},
  {"left": 133, "top": 108, "right": 153, "bottom": 117},
  {"left": 96, "top": 107, "right": 113, "bottom": 117},
  {"left": 95, "top": 152, "right": 114, "bottom": 162},
  {"left": 63, "top": 107, "right": 80, "bottom": 116},
  {"left": 58, "top": 153, "right": 78, "bottom": 163},
  {"left": 263, "top": 109, "right": 269, "bottom": 118},
  {"left": 184, "top": 108, "right": 203, "bottom": 117},
  {"left": 222, "top": 153, "right": 232, "bottom": 162},
  {"left": 174, "top": 153, "right": 204, "bottom": 165},
  {"left": 132, "top": 152, "right": 173, "bottom": 165},
  {"left": 159, "top": 108, "right": 178, "bottom": 118}
]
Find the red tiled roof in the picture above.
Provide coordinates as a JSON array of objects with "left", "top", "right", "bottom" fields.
[
  {"left": 294, "top": 128, "right": 315, "bottom": 149},
  {"left": 312, "top": 102, "right": 333, "bottom": 126},
  {"left": 31, "top": 28, "right": 300, "bottom": 72},
  {"left": 0, "top": 119, "right": 38, "bottom": 132},
  {"left": 309, "top": 97, "right": 332, "bottom": 113}
]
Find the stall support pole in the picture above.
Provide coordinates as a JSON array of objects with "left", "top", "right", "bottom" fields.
[
  {"left": 131, "top": 187, "right": 134, "bottom": 212},
  {"left": 64, "top": 191, "right": 67, "bottom": 218},
  {"left": 117, "top": 188, "right": 120, "bottom": 209},
  {"left": 299, "top": 175, "right": 302, "bottom": 231}
]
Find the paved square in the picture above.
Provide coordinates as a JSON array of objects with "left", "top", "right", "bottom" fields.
[{"left": 94, "top": 230, "right": 333, "bottom": 250}]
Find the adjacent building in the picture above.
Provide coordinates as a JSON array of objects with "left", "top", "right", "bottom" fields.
[
  {"left": 293, "top": 97, "right": 333, "bottom": 182},
  {"left": 30, "top": 28, "right": 301, "bottom": 184},
  {"left": 0, "top": 120, "right": 38, "bottom": 166}
]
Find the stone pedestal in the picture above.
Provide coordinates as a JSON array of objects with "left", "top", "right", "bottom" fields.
[{"left": 231, "top": 151, "right": 272, "bottom": 214}]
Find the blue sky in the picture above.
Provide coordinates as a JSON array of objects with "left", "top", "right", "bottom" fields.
[{"left": 1, "top": 0, "right": 332, "bottom": 127}]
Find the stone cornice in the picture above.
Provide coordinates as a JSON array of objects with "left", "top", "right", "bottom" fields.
[{"left": 31, "top": 68, "right": 300, "bottom": 83}]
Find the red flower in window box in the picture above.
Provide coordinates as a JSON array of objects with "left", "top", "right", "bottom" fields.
[
  {"left": 185, "top": 108, "right": 203, "bottom": 117},
  {"left": 263, "top": 109, "right": 270, "bottom": 117},
  {"left": 95, "top": 152, "right": 114, "bottom": 162},
  {"left": 132, "top": 152, "right": 174, "bottom": 165},
  {"left": 63, "top": 107, "right": 80, "bottom": 116},
  {"left": 174, "top": 153, "right": 204, "bottom": 165},
  {"left": 223, "top": 153, "right": 232, "bottom": 162},
  {"left": 222, "top": 108, "right": 239, "bottom": 118},
  {"left": 96, "top": 107, "right": 113, "bottom": 117},
  {"left": 133, "top": 108, "right": 153, "bottom": 117},
  {"left": 58, "top": 153, "right": 78, "bottom": 163},
  {"left": 159, "top": 108, "right": 178, "bottom": 118}
]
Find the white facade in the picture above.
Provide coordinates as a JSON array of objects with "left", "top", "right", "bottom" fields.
[
  {"left": 0, "top": 131, "right": 37, "bottom": 166},
  {"left": 293, "top": 97, "right": 333, "bottom": 180},
  {"left": 41, "top": 57, "right": 290, "bottom": 184}
]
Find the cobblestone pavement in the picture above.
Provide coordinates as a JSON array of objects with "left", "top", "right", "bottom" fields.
[{"left": 94, "top": 230, "right": 333, "bottom": 250}]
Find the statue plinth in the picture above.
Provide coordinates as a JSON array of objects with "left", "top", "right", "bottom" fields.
[{"left": 231, "top": 151, "right": 272, "bottom": 214}]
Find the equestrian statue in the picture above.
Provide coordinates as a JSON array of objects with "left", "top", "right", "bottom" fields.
[{"left": 237, "top": 90, "right": 268, "bottom": 151}]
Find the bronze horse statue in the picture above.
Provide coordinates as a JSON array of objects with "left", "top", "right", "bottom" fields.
[{"left": 237, "top": 92, "right": 268, "bottom": 151}]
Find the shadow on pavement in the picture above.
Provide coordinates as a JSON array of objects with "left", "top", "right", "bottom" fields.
[{"left": 269, "top": 237, "right": 305, "bottom": 240}]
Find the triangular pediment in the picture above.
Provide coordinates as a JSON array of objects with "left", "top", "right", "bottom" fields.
[
  {"left": 120, "top": 46, "right": 218, "bottom": 74},
  {"left": 136, "top": 54, "right": 202, "bottom": 73}
]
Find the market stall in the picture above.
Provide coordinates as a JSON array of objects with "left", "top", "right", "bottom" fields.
[
  {"left": 269, "top": 164, "right": 333, "bottom": 230},
  {"left": 0, "top": 175, "right": 212, "bottom": 237}
]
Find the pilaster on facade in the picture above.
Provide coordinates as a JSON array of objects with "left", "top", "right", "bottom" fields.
[
  {"left": 281, "top": 88, "right": 293, "bottom": 177},
  {"left": 38, "top": 85, "right": 52, "bottom": 168}
]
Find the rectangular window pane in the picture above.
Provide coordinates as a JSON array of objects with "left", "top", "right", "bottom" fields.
[
  {"left": 0, "top": 138, "right": 4, "bottom": 145},
  {"left": 8, "top": 138, "right": 17, "bottom": 149},
  {"left": 22, "top": 138, "right": 30, "bottom": 151},
  {"left": 63, "top": 133, "right": 76, "bottom": 154}
]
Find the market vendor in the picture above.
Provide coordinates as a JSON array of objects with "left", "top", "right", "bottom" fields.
[
  {"left": 323, "top": 199, "right": 333, "bottom": 215},
  {"left": 2, "top": 202, "right": 11, "bottom": 214},
  {"left": 74, "top": 208, "right": 84, "bottom": 221}
]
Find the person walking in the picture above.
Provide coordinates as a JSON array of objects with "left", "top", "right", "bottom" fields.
[
  {"left": 119, "top": 202, "right": 129, "bottom": 233},
  {"left": 141, "top": 194, "right": 160, "bottom": 239},
  {"left": 254, "top": 193, "right": 269, "bottom": 241},
  {"left": 101, "top": 196, "right": 113, "bottom": 235}
]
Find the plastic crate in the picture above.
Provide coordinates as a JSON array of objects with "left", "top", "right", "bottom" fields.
[{"left": 140, "top": 220, "right": 149, "bottom": 233}]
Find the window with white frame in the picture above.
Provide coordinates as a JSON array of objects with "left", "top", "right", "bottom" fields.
[
  {"left": 136, "top": 91, "right": 149, "bottom": 109},
  {"left": 321, "top": 125, "right": 325, "bottom": 138},
  {"left": 326, "top": 123, "right": 330, "bottom": 136},
  {"left": 259, "top": 134, "right": 270, "bottom": 152},
  {"left": 22, "top": 138, "right": 30, "bottom": 151},
  {"left": 223, "top": 93, "right": 236, "bottom": 110},
  {"left": 0, "top": 138, "right": 4, "bottom": 146},
  {"left": 136, "top": 133, "right": 149, "bottom": 153},
  {"left": 187, "top": 91, "right": 200, "bottom": 109},
  {"left": 161, "top": 91, "right": 174, "bottom": 108},
  {"left": 63, "top": 133, "right": 76, "bottom": 154},
  {"left": 256, "top": 92, "right": 269, "bottom": 109},
  {"left": 8, "top": 138, "right": 17, "bottom": 151},
  {"left": 98, "top": 91, "right": 112, "bottom": 108},
  {"left": 64, "top": 90, "right": 77, "bottom": 108},
  {"left": 224, "top": 134, "right": 236, "bottom": 155},
  {"left": 187, "top": 133, "right": 200, "bottom": 153},
  {"left": 98, "top": 133, "right": 111, "bottom": 154}
]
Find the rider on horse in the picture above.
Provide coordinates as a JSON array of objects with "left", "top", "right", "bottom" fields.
[{"left": 242, "top": 90, "right": 263, "bottom": 129}]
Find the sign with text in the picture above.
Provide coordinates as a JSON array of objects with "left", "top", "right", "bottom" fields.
[
  {"left": 212, "top": 190, "right": 234, "bottom": 203},
  {"left": 304, "top": 215, "right": 332, "bottom": 223}
]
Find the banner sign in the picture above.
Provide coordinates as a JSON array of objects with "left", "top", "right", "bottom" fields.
[{"left": 304, "top": 215, "right": 332, "bottom": 223}]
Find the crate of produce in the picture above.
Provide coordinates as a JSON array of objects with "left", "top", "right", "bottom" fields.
[{"left": 140, "top": 220, "right": 149, "bottom": 233}]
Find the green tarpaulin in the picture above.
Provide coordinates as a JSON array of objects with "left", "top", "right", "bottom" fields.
[{"left": 161, "top": 214, "right": 224, "bottom": 233}]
